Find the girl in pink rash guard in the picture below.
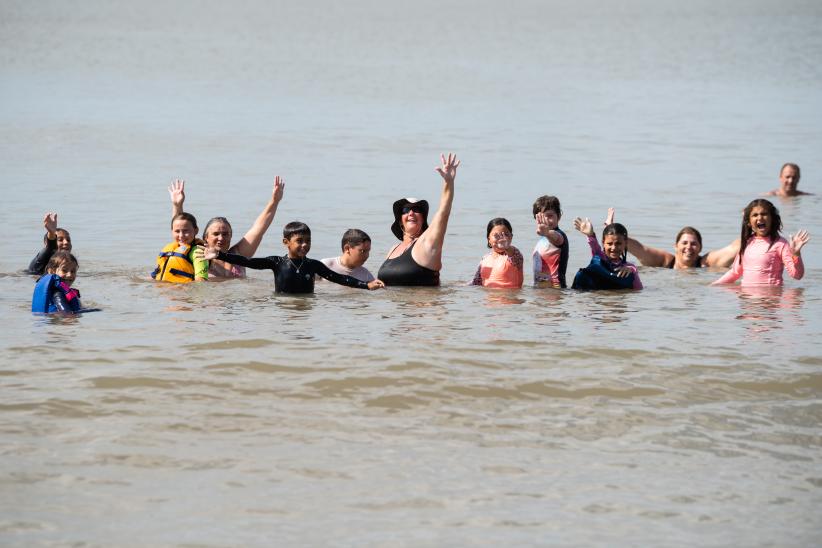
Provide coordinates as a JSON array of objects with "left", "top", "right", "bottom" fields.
[
  {"left": 713, "top": 199, "right": 810, "bottom": 287},
  {"left": 470, "top": 218, "right": 524, "bottom": 288}
]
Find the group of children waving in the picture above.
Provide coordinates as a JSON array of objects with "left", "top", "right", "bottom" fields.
[{"left": 28, "top": 162, "right": 811, "bottom": 314}]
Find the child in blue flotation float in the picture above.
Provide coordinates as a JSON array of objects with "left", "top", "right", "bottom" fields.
[
  {"left": 571, "top": 216, "right": 643, "bottom": 290},
  {"left": 31, "top": 251, "right": 88, "bottom": 313}
]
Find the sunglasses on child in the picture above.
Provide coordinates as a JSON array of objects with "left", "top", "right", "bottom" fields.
[{"left": 402, "top": 205, "right": 425, "bottom": 214}]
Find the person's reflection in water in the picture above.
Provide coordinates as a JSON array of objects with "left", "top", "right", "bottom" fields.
[
  {"left": 484, "top": 291, "right": 526, "bottom": 307},
  {"left": 735, "top": 286, "right": 805, "bottom": 338},
  {"left": 587, "top": 291, "right": 633, "bottom": 326}
]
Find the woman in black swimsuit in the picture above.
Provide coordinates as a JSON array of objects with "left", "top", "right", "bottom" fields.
[{"left": 378, "top": 153, "right": 460, "bottom": 286}]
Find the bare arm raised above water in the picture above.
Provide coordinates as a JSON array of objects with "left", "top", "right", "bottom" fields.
[
  {"left": 169, "top": 179, "right": 185, "bottom": 218},
  {"left": 412, "top": 153, "right": 460, "bottom": 271},
  {"left": 232, "top": 176, "right": 285, "bottom": 257}
]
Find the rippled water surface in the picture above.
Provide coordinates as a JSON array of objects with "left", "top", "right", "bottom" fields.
[{"left": 2, "top": 0, "right": 822, "bottom": 545}]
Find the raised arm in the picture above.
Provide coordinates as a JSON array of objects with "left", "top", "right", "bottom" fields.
[
  {"left": 535, "top": 212, "right": 565, "bottom": 247},
  {"left": 27, "top": 213, "right": 59, "bottom": 274},
  {"left": 168, "top": 179, "right": 185, "bottom": 218},
  {"left": 784, "top": 230, "right": 809, "bottom": 280},
  {"left": 702, "top": 238, "right": 740, "bottom": 268},
  {"left": 414, "top": 153, "right": 459, "bottom": 270},
  {"left": 232, "top": 176, "right": 285, "bottom": 257}
]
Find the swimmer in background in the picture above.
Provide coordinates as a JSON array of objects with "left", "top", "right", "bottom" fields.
[
  {"left": 152, "top": 212, "right": 208, "bottom": 283},
  {"left": 169, "top": 176, "right": 285, "bottom": 279},
  {"left": 319, "top": 229, "right": 376, "bottom": 283},
  {"left": 531, "top": 195, "right": 569, "bottom": 287},
  {"left": 608, "top": 208, "right": 739, "bottom": 269},
  {"left": 712, "top": 198, "right": 809, "bottom": 286},
  {"left": 204, "top": 222, "right": 385, "bottom": 294},
  {"left": 31, "top": 251, "right": 87, "bottom": 313},
  {"left": 572, "top": 217, "right": 643, "bottom": 290},
  {"left": 27, "top": 212, "right": 72, "bottom": 275},
  {"left": 470, "top": 218, "right": 524, "bottom": 288},
  {"left": 765, "top": 163, "right": 812, "bottom": 197}
]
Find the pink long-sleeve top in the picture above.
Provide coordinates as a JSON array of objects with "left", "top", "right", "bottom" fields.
[
  {"left": 712, "top": 236, "right": 803, "bottom": 286},
  {"left": 587, "top": 236, "right": 643, "bottom": 290}
]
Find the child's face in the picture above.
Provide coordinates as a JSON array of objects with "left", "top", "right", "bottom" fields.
[
  {"left": 602, "top": 234, "right": 626, "bottom": 262},
  {"left": 56, "top": 230, "right": 72, "bottom": 251},
  {"left": 49, "top": 260, "right": 77, "bottom": 287},
  {"left": 172, "top": 219, "right": 196, "bottom": 246},
  {"left": 488, "top": 225, "right": 512, "bottom": 253},
  {"left": 284, "top": 234, "right": 311, "bottom": 258},
  {"left": 343, "top": 242, "right": 371, "bottom": 268},
  {"left": 748, "top": 206, "right": 772, "bottom": 237},
  {"left": 537, "top": 209, "right": 560, "bottom": 230}
]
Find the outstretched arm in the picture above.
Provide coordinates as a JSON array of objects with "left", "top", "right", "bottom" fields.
[
  {"left": 168, "top": 179, "right": 185, "bottom": 218},
  {"left": 233, "top": 176, "right": 285, "bottom": 257},
  {"left": 702, "top": 238, "right": 740, "bottom": 268},
  {"left": 209, "top": 249, "right": 279, "bottom": 271},
  {"left": 626, "top": 237, "right": 673, "bottom": 267},
  {"left": 414, "top": 153, "right": 459, "bottom": 271}
]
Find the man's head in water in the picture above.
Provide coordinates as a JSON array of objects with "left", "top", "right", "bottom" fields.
[{"left": 779, "top": 163, "right": 801, "bottom": 196}]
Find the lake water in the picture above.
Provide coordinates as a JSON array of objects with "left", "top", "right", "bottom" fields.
[{"left": 2, "top": 0, "right": 821, "bottom": 545}]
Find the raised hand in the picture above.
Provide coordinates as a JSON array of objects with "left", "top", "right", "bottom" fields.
[
  {"left": 573, "top": 217, "right": 594, "bottom": 237},
  {"left": 605, "top": 207, "right": 615, "bottom": 226},
  {"left": 535, "top": 212, "right": 551, "bottom": 236},
  {"left": 789, "top": 229, "right": 810, "bottom": 255},
  {"left": 272, "top": 175, "right": 285, "bottom": 203},
  {"left": 168, "top": 179, "right": 185, "bottom": 209},
  {"left": 202, "top": 246, "right": 220, "bottom": 260},
  {"left": 435, "top": 152, "right": 460, "bottom": 184},
  {"left": 43, "top": 212, "right": 58, "bottom": 237}
]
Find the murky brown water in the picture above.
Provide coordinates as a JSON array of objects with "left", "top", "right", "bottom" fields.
[{"left": 2, "top": 0, "right": 821, "bottom": 545}]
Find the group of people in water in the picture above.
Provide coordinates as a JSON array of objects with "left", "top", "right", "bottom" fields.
[{"left": 28, "top": 157, "right": 811, "bottom": 314}]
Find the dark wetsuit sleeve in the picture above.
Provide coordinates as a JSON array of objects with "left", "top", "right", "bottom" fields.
[
  {"left": 311, "top": 259, "right": 369, "bottom": 289},
  {"left": 27, "top": 237, "right": 57, "bottom": 275},
  {"left": 217, "top": 251, "right": 280, "bottom": 270}
]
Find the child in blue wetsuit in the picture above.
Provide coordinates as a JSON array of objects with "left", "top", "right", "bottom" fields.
[
  {"left": 571, "top": 217, "right": 643, "bottom": 290},
  {"left": 203, "top": 222, "right": 385, "bottom": 294},
  {"left": 32, "top": 251, "right": 89, "bottom": 313}
]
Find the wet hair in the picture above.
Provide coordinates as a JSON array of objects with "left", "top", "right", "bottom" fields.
[
  {"left": 602, "top": 223, "right": 629, "bottom": 262},
  {"left": 340, "top": 228, "right": 370, "bottom": 251},
  {"left": 532, "top": 195, "right": 562, "bottom": 218},
  {"left": 739, "top": 199, "right": 782, "bottom": 257},
  {"left": 43, "top": 228, "right": 70, "bottom": 245},
  {"left": 171, "top": 212, "right": 198, "bottom": 230},
  {"left": 780, "top": 163, "right": 800, "bottom": 180},
  {"left": 675, "top": 226, "right": 703, "bottom": 248},
  {"left": 46, "top": 250, "right": 79, "bottom": 272},
  {"left": 283, "top": 221, "right": 311, "bottom": 240},
  {"left": 486, "top": 217, "right": 513, "bottom": 248},
  {"left": 170, "top": 212, "right": 204, "bottom": 246},
  {"left": 203, "top": 216, "right": 233, "bottom": 241}
]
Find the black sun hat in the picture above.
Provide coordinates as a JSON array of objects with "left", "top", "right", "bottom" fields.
[{"left": 391, "top": 198, "right": 429, "bottom": 240}]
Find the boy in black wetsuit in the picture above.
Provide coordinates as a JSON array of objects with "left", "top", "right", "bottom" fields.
[{"left": 203, "top": 222, "right": 385, "bottom": 293}]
